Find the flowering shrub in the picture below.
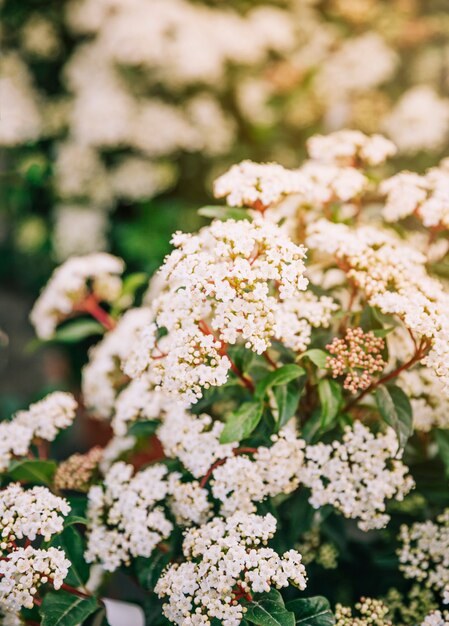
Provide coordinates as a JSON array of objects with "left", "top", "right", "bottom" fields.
[
  {"left": 3, "top": 0, "right": 449, "bottom": 284},
  {"left": 2, "top": 130, "right": 449, "bottom": 624}
]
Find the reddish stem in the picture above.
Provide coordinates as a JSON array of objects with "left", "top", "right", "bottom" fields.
[
  {"left": 263, "top": 351, "right": 278, "bottom": 370},
  {"left": 36, "top": 439, "right": 49, "bottom": 460},
  {"left": 75, "top": 293, "right": 116, "bottom": 331}
]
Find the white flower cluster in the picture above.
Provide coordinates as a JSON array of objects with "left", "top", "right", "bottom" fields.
[
  {"left": 399, "top": 368, "right": 449, "bottom": 431},
  {"left": 213, "top": 160, "right": 309, "bottom": 210},
  {"left": 299, "top": 161, "right": 368, "bottom": 207},
  {"left": 0, "top": 546, "right": 70, "bottom": 611},
  {"left": 275, "top": 291, "right": 338, "bottom": 352},
  {"left": 0, "top": 484, "right": 70, "bottom": 544},
  {"left": 307, "top": 219, "right": 449, "bottom": 392},
  {"left": 307, "top": 130, "right": 396, "bottom": 167},
  {"left": 155, "top": 512, "right": 307, "bottom": 626},
  {"left": 0, "top": 392, "right": 77, "bottom": 471},
  {"left": 112, "top": 376, "right": 185, "bottom": 436},
  {"left": 82, "top": 308, "right": 152, "bottom": 419},
  {"left": 158, "top": 411, "right": 237, "bottom": 479},
  {"left": 30, "top": 253, "right": 124, "bottom": 339},
  {"left": 302, "top": 422, "right": 414, "bottom": 531},
  {"left": 124, "top": 219, "right": 308, "bottom": 402},
  {"left": 0, "top": 53, "right": 41, "bottom": 147},
  {"left": 398, "top": 509, "right": 449, "bottom": 604},
  {"left": 211, "top": 427, "right": 305, "bottom": 516},
  {"left": 167, "top": 474, "right": 212, "bottom": 527},
  {"left": 383, "top": 86, "right": 449, "bottom": 155},
  {"left": 382, "top": 162, "right": 449, "bottom": 230},
  {"left": 0, "top": 607, "right": 22, "bottom": 626},
  {"left": 85, "top": 462, "right": 173, "bottom": 571},
  {"left": 421, "top": 611, "right": 449, "bottom": 626}
]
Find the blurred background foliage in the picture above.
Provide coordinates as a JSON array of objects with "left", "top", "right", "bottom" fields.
[{"left": 3, "top": 0, "right": 449, "bottom": 414}]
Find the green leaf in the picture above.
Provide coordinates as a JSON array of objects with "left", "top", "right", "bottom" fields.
[
  {"left": 121, "top": 272, "right": 148, "bottom": 297},
  {"left": 435, "top": 429, "right": 449, "bottom": 477},
  {"left": 375, "top": 384, "right": 413, "bottom": 450},
  {"left": 318, "top": 379, "right": 342, "bottom": 429},
  {"left": 286, "top": 597, "right": 335, "bottom": 625},
  {"left": 50, "top": 526, "right": 89, "bottom": 587},
  {"left": 8, "top": 459, "right": 57, "bottom": 485},
  {"left": 220, "top": 401, "right": 263, "bottom": 443},
  {"left": 256, "top": 365, "right": 306, "bottom": 400},
  {"left": 198, "top": 206, "right": 251, "bottom": 221},
  {"left": 53, "top": 320, "right": 104, "bottom": 343},
  {"left": 274, "top": 381, "right": 304, "bottom": 428},
  {"left": 298, "top": 349, "right": 328, "bottom": 369},
  {"left": 245, "top": 590, "right": 295, "bottom": 626},
  {"left": 135, "top": 551, "right": 172, "bottom": 590},
  {"left": 40, "top": 592, "right": 99, "bottom": 626},
  {"left": 64, "top": 515, "right": 88, "bottom": 528},
  {"left": 128, "top": 420, "right": 159, "bottom": 437}
]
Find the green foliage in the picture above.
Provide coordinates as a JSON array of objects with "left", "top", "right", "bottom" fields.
[
  {"left": 8, "top": 459, "right": 57, "bottom": 485},
  {"left": 220, "top": 400, "right": 264, "bottom": 443},
  {"left": 244, "top": 589, "right": 295, "bottom": 626},
  {"left": 375, "top": 385, "right": 413, "bottom": 450},
  {"left": 40, "top": 592, "right": 100, "bottom": 626},
  {"left": 50, "top": 526, "right": 90, "bottom": 588},
  {"left": 286, "top": 597, "right": 335, "bottom": 625},
  {"left": 318, "top": 379, "right": 342, "bottom": 430}
]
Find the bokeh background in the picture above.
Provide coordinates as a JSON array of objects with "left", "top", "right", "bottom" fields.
[{"left": 2, "top": 0, "right": 449, "bottom": 419}]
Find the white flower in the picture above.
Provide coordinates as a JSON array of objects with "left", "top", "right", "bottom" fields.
[
  {"left": 82, "top": 308, "right": 152, "bottom": 419},
  {"left": 0, "top": 546, "right": 70, "bottom": 610},
  {"left": 30, "top": 253, "right": 124, "bottom": 339},
  {"left": 85, "top": 462, "right": 173, "bottom": 571},
  {"left": 383, "top": 86, "right": 449, "bottom": 154},
  {"left": 213, "top": 161, "right": 310, "bottom": 210},
  {"left": 302, "top": 422, "right": 414, "bottom": 531},
  {"left": 307, "top": 219, "right": 449, "bottom": 392},
  {"left": 399, "top": 509, "right": 449, "bottom": 604},
  {"left": 307, "top": 130, "right": 396, "bottom": 166},
  {"left": 0, "top": 392, "right": 77, "bottom": 471},
  {"left": 0, "top": 484, "right": 70, "bottom": 544},
  {"left": 124, "top": 219, "right": 308, "bottom": 402},
  {"left": 155, "top": 512, "right": 307, "bottom": 626}
]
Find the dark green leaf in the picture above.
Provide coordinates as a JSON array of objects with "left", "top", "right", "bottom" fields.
[
  {"left": 318, "top": 379, "right": 342, "bottom": 429},
  {"left": 274, "top": 382, "right": 303, "bottom": 428},
  {"left": 50, "top": 526, "right": 89, "bottom": 587},
  {"left": 220, "top": 401, "right": 263, "bottom": 443},
  {"left": 8, "top": 459, "right": 57, "bottom": 485},
  {"left": 53, "top": 320, "right": 104, "bottom": 343},
  {"left": 256, "top": 365, "right": 306, "bottom": 400},
  {"left": 245, "top": 590, "right": 295, "bottom": 626},
  {"left": 40, "top": 592, "right": 99, "bottom": 626},
  {"left": 298, "top": 350, "right": 328, "bottom": 369},
  {"left": 64, "top": 515, "right": 88, "bottom": 528},
  {"left": 375, "top": 384, "right": 413, "bottom": 450},
  {"left": 136, "top": 551, "right": 172, "bottom": 590},
  {"left": 435, "top": 429, "right": 449, "bottom": 477},
  {"left": 128, "top": 420, "right": 159, "bottom": 437},
  {"left": 286, "top": 597, "right": 335, "bottom": 625},
  {"left": 198, "top": 206, "right": 251, "bottom": 221}
]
